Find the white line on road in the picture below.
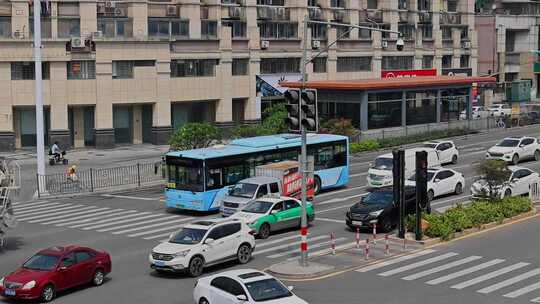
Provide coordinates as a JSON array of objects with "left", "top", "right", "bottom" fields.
[
  {"left": 318, "top": 185, "right": 368, "bottom": 198},
  {"left": 401, "top": 256, "right": 482, "bottom": 281},
  {"left": 503, "top": 281, "right": 540, "bottom": 298},
  {"left": 315, "top": 217, "right": 344, "bottom": 223},
  {"left": 127, "top": 222, "right": 191, "bottom": 237},
  {"left": 451, "top": 262, "right": 530, "bottom": 290},
  {"left": 356, "top": 249, "right": 437, "bottom": 273},
  {"left": 378, "top": 252, "right": 459, "bottom": 277},
  {"left": 256, "top": 234, "right": 301, "bottom": 249},
  {"left": 426, "top": 259, "right": 506, "bottom": 285},
  {"left": 102, "top": 194, "right": 159, "bottom": 201},
  {"left": 267, "top": 238, "right": 346, "bottom": 259},
  {"left": 77, "top": 212, "right": 160, "bottom": 229},
  {"left": 49, "top": 210, "right": 139, "bottom": 226},
  {"left": 98, "top": 215, "right": 180, "bottom": 232},
  {"left": 318, "top": 204, "right": 353, "bottom": 214},
  {"left": 11, "top": 200, "right": 50, "bottom": 207},
  {"left": 44, "top": 209, "right": 132, "bottom": 225},
  {"left": 143, "top": 232, "right": 177, "bottom": 240},
  {"left": 477, "top": 268, "right": 540, "bottom": 294},
  {"left": 13, "top": 202, "right": 58, "bottom": 211},
  {"left": 17, "top": 205, "right": 89, "bottom": 221},
  {"left": 113, "top": 218, "right": 194, "bottom": 235},
  {"left": 14, "top": 203, "right": 66, "bottom": 214},
  {"left": 318, "top": 193, "right": 367, "bottom": 206},
  {"left": 29, "top": 207, "right": 111, "bottom": 223},
  {"left": 349, "top": 172, "right": 368, "bottom": 178},
  {"left": 253, "top": 235, "right": 327, "bottom": 256}
]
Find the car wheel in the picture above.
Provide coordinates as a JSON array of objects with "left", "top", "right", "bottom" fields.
[
  {"left": 188, "top": 256, "right": 205, "bottom": 277},
  {"left": 92, "top": 268, "right": 105, "bottom": 286},
  {"left": 237, "top": 243, "right": 252, "bottom": 264},
  {"left": 199, "top": 298, "right": 210, "bottom": 304},
  {"left": 454, "top": 183, "right": 463, "bottom": 195},
  {"left": 313, "top": 177, "right": 321, "bottom": 195},
  {"left": 451, "top": 155, "right": 458, "bottom": 165},
  {"left": 381, "top": 218, "right": 393, "bottom": 233},
  {"left": 258, "top": 223, "right": 271, "bottom": 239},
  {"left": 504, "top": 189, "right": 512, "bottom": 198},
  {"left": 41, "top": 284, "right": 55, "bottom": 303},
  {"left": 512, "top": 154, "right": 519, "bottom": 165},
  {"left": 535, "top": 150, "right": 540, "bottom": 161},
  {"left": 427, "top": 190, "right": 435, "bottom": 202}
]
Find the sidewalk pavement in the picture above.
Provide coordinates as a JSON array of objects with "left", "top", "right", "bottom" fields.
[{"left": 266, "top": 233, "right": 425, "bottom": 280}]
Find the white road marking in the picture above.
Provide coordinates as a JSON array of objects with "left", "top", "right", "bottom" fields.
[
  {"left": 503, "top": 281, "right": 540, "bottom": 298},
  {"left": 98, "top": 215, "right": 180, "bottom": 232},
  {"left": 49, "top": 210, "right": 139, "bottom": 226},
  {"left": 143, "top": 232, "right": 178, "bottom": 240},
  {"left": 256, "top": 234, "right": 302, "bottom": 248},
  {"left": 426, "top": 259, "right": 505, "bottom": 285},
  {"left": 127, "top": 222, "right": 191, "bottom": 237},
  {"left": 530, "top": 295, "right": 540, "bottom": 303},
  {"left": 102, "top": 194, "right": 159, "bottom": 201},
  {"left": 379, "top": 252, "right": 459, "bottom": 277},
  {"left": 11, "top": 200, "right": 49, "bottom": 207},
  {"left": 253, "top": 235, "right": 327, "bottom": 256},
  {"left": 13, "top": 202, "right": 58, "bottom": 211},
  {"left": 315, "top": 217, "right": 344, "bottom": 223},
  {"left": 318, "top": 205, "right": 354, "bottom": 214},
  {"left": 349, "top": 172, "right": 368, "bottom": 178},
  {"left": 17, "top": 205, "right": 90, "bottom": 221},
  {"left": 14, "top": 203, "right": 67, "bottom": 214},
  {"left": 318, "top": 193, "right": 368, "bottom": 206},
  {"left": 73, "top": 212, "right": 155, "bottom": 229},
  {"left": 451, "top": 262, "right": 530, "bottom": 290},
  {"left": 317, "top": 185, "right": 368, "bottom": 198},
  {"left": 43, "top": 209, "right": 130, "bottom": 225},
  {"left": 401, "top": 256, "right": 482, "bottom": 281},
  {"left": 356, "top": 249, "right": 437, "bottom": 273},
  {"left": 477, "top": 268, "right": 540, "bottom": 294},
  {"left": 113, "top": 218, "right": 194, "bottom": 235},
  {"left": 267, "top": 238, "right": 345, "bottom": 259},
  {"left": 29, "top": 207, "right": 111, "bottom": 223}
]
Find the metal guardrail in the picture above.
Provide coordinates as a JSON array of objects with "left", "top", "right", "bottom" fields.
[
  {"left": 530, "top": 181, "right": 540, "bottom": 203},
  {"left": 36, "top": 162, "right": 163, "bottom": 197}
]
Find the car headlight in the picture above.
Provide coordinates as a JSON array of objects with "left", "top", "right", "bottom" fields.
[
  {"left": 369, "top": 209, "right": 384, "bottom": 217},
  {"left": 174, "top": 250, "right": 191, "bottom": 258},
  {"left": 22, "top": 280, "right": 36, "bottom": 290},
  {"left": 0, "top": 277, "right": 4, "bottom": 287}
]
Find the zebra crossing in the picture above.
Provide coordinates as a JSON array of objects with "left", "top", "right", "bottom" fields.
[{"left": 355, "top": 249, "right": 540, "bottom": 302}]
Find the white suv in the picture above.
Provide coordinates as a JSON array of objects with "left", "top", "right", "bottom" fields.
[
  {"left": 149, "top": 219, "right": 256, "bottom": 277},
  {"left": 488, "top": 104, "right": 512, "bottom": 117},
  {"left": 422, "top": 140, "right": 459, "bottom": 165},
  {"left": 486, "top": 136, "right": 540, "bottom": 165}
]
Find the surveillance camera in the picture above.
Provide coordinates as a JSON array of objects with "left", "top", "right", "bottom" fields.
[{"left": 396, "top": 38, "right": 404, "bottom": 51}]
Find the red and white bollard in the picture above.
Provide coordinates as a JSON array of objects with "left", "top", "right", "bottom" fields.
[
  {"left": 385, "top": 234, "right": 390, "bottom": 256},
  {"left": 330, "top": 232, "right": 336, "bottom": 255},
  {"left": 365, "top": 238, "right": 370, "bottom": 260},
  {"left": 300, "top": 227, "right": 308, "bottom": 255},
  {"left": 356, "top": 227, "right": 360, "bottom": 249},
  {"left": 372, "top": 222, "right": 377, "bottom": 244}
]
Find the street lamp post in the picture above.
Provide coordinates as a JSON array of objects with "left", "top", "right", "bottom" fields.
[{"left": 34, "top": 0, "right": 46, "bottom": 193}]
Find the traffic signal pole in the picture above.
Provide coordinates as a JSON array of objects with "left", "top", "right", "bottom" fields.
[{"left": 299, "top": 15, "right": 309, "bottom": 267}]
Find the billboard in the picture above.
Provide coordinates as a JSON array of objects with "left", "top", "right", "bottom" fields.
[{"left": 381, "top": 69, "right": 437, "bottom": 78}]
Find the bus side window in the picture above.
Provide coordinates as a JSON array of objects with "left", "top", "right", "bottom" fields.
[{"left": 207, "top": 169, "right": 222, "bottom": 189}]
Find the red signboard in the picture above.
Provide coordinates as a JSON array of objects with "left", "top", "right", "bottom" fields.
[{"left": 381, "top": 69, "right": 437, "bottom": 78}]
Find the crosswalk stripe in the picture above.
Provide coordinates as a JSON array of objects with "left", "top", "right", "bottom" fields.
[
  {"left": 531, "top": 295, "right": 540, "bottom": 302},
  {"left": 43, "top": 209, "right": 128, "bottom": 225},
  {"left": 402, "top": 256, "right": 482, "bottom": 281},
  {"left": 50, "top": 210, "right": 138, "bottom": 226},
  {"left": 426, "top": 259, "right": 505, "bottom": 285},
  {"left": 503, "top": 281, "right": 540, "bottom": 298},
  {"left": 127, "top": 222, "right": 192, "bottom": 237},
  {"left": 29, "top": 207, "right": 111, "bottom": 223},
  {"left": 477, "top": 268, "right": 540, "bottom": 294},
  {"left": 111, "top": 218, "right": 191, "bottom": 235},
  {"left": 378, "top": 252, "right": 459, "bottom": 277},
  {"left": 451, "top": 262, "right": 530, "bottom": 290},
  {"left": 12, "top": 200, "right": 50, "bottom": 207},
  {"left": 269, "top": 238, "right": 346, "bottom": 259},
  {"left": 98, "top": 215, "right": 179, "bottom": 232},
  {"left": 283, "top": 238, "right": 347, "bottom": 260},
  {"left": 73, "top": 212, "right": 154, "bottom": 229},
  {"left": 143, "top": 232, "right": 176, "bottom": 240},
  {"left": 253, "top": 235, "right": 328, "bottom": 256},
  {"left": 14, "top": 202, "right": 59, "bottom": 211},
  {"left": 356, "top": 249, "right": 437, "bottom": 273},
  {"left": 256, "top": 234, "right": 301, "bottom": 248},
  {"left": 18, "top": 205, "right": 90, "bottom": 221},
  {"left": 15, "top": 203, "right": 67, "bottom": 214}
]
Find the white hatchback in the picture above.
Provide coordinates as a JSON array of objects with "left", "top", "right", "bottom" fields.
[
  {"left": 422, "top": 140, "right": 459, "bottom": 165},
  {"left": 486, "top": 137, "right": 540, "bottom": 165},
  {"left": 406, "top": 168, "right": 465, "bottom": 202},
  {"left": 149, "top": 219, "right": 256, "bottom": 277},
  {"left": 193, "top": 269, "right": 309, "bottom": 304}
]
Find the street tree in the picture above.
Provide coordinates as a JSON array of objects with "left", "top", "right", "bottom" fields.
[
  {"left": 475, "top": 159, "right": 511, "bottom": 201},
  {"left": 320, "top": 118, "right": 359, "bottom": 138},
  {"left": 168, "top": 122, "right": 220, "bottom": 150}
]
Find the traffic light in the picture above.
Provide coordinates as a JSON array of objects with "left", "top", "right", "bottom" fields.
[
  {"left": 300, "top": 89, "right": 318, "bottom": 133},
  {"left": 284, "top": 89, "right": 301, "bottom": 132},
  {"left": 415, "top": 151, "right": 428, "bottom": 241}
]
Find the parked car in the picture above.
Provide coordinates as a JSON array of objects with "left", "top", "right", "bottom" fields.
[
  {"left": 229, "top": 196, "right": 314, "bottom": 239},
  {"left": 193, "top": 269, "right": 308, "bottom": 304},
  {"left": 518, "top": 111, "right": 540, "bottom": 126},
  {"left": 346, "top": 186, "right": 417, "bottom": 232},
  {"left": 421, "top": 140, "right": 459, "bottom": 165},
  {"left": 471, "top": 166, "right": 539, "bottom": 199},
  {"left": 488, "top": 104, "right": 512, "bottom": 117},
  {"left": 486, "top": 136, "right": 540, "bottom": 165},
  {"left": 149, "top": 219, "right": 255, "bottom": 277},
  {"left": 459, "top": 106, "right": 490, "bottom": 120},
  {"left": 0, "top": 245, "right": 111, "bottom": 302},
  {"left": 405, "top": 168, "right": 465, "bottom": 202}
]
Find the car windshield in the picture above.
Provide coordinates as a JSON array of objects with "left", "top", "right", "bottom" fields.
[
  {"left": 230, "top": 183, "right": 258, "bottom": 198},
  {"left": 242, "top": 201, "right": 274, "bottom": 214},
  {"left": 362, "top": 191, "right": 394, "bottom": 206},
  {"left": 409, "top": 172, "right": 436, "bottom": 181},
  {"left": 23, "top": 254, "right": 59, "bottom": 271},
  {"left": 245, "top": 278, "right": 293, "bottom": 302},
  {"left": 169, "top": 228, "right": 207, "bottom": 244},
  {"left": 422, "top": 143, "right": 437, "bottom": 149},
  {"left": 373, "top": 157, "right": 393, "bottom": 170},
  {"left": 496, "top": 139, "right": 520, "bottom": 147}
]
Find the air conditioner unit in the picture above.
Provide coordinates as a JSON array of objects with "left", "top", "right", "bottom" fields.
[
  {"left": 71, "top": 37, "right": 85, "bottom": 48},
  {"left": 462, "top": 41, "right": 471, "bottom": 49},
  {"left": 381, "top": 39, "right": 388, "bottom": 49},
  {"left": 105, "top": 1, "right": 115, "bottom": 8},
  {"left": 166, "top": 5, "right": 178, "bottom": 16},
  {"left": 92, "top": 31, "right": 103, "bottom": 39},
  {"left": 312, "top": 40, "right": 320, "bottom": 49},
  {"left": 229, "top": 6, "right": 242, "bottom": 18},
  {"left": 260, "top": 40, "right": 269, "bottom": 49}
]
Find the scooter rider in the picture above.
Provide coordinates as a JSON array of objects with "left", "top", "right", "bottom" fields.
[{"left": 51, "top": 141, "right": 62, "bottom": 162}]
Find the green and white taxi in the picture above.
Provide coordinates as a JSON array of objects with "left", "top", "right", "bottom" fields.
[{"left": 229, "top": 196, "right": 315, "bottom": 239}]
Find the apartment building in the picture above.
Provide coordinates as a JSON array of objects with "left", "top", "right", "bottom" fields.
[
  {"left": 0, "top": 0, "right": 477, "bottom": 151},
  {"left": 476, "top": 0, "right": 539, "bottom": 102}
]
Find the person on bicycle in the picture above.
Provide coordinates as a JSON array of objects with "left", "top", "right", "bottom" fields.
[{"left": 51, "top": 141, "right": 62, "bottom": 162}]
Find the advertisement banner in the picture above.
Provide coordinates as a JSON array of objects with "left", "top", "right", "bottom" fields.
[
  {"left": 381, "top": 69, "right": 437, "bottom": 78},
  {"left": 442, "top": 68, "right": 473, "bottom": 77}
]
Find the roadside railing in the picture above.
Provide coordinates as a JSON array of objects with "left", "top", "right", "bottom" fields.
[{"left": 36, "top": 162, "right": 163, "bottom": 197}]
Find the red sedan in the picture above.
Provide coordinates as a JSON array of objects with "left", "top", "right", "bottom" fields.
[{"left": 0, "top": 245, "right": 111, "bottom": 302}]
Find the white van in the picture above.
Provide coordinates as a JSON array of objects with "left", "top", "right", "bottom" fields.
[{"left": 367, "top": 148, "right": 441, "bottom": 188}]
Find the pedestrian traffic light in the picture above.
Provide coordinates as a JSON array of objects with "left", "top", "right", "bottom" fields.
[
  {"left": 300, "top": 89, "right": 318, "bottom": 133},
  {"left": 284, "top": 89, "right": 301, "bottom": 132}
]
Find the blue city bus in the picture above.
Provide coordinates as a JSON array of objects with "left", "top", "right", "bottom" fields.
[{"left": 164, "top": 133, "right": 349, "bottom": 211}]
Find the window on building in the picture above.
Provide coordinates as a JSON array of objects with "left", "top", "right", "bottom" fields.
[
  {"left": 259, "top": 22, "right": 297, "bottom": 39},
  {"left": 148, "top": 18, "right": 189, "bottom": 38},
  {"left": 11, "top": 62, "right": 50, "bottom": 80},
  {"left": 447, "top": 0, "right": 458, "bottom": 12},
  {"left": 222, "top": 20, "right": 247, "bottom": 38},
  {"left": 310, "top": 23, "right": 327, "bottom": 40},
  {"left": 308, "top": 0, "right": 317, "bottom": 6},
  {"left": 460, "top": 55, "right": 470, "bottom": 68},
  {"left": 260, "top": 58, "right": 300, "bottom": 74},
  {"left": 442, "top": 55, "right": 452, "bottom": 69},
  {"left": 418, "top": 0, "right": 430, "bottom": 11},
  {"left": 312, "top": 57, "right": 327, "bottom": 73},
  {"left": 420, "top": 24, "right": 432, "bottom": 39},
  {"left": 382, "top": 56, "right": 414, "bottom": 70},
  {"left": 460, "top": 27, "right": 469, "bottom": 40},
  {"left": 98, "top": 18, "right": 133, "bottom": 38},
  {"left": 232, "top": 58, "right": 249, "bottom": 76},
  {"left": 422, "top": 56, "right": 434, "bottom": 69},
  {"left": 358, "top": 26, "right": 371, "bottom": 39},
  {"left": 67, "top": 61, "right": 96, "bottom": 79},
  {"left": 398, "top": 23, "right": 415, "bottom": 40},
  {"left": 336, "top": 57, "right": 371, "bottom": 72},
  {"left": 232, "top": 99, "right": 245, "bottom": 123},
  {"left": 112, "top": 61, "right": 134, "bottom": 79},
  {"left": 257, "top": 0, "right": 284, "bottom": 6},
  {"left": 330, "top": 0, "right": 345, "bottom": 8},
  {"left": 506, "top": 30, "right": 516, "bottom": 52},
  {"left": 29, "top": 18, "right": 52, "bottom": 38},
  {"left": 335, "top": 25, "right": 351, "bottom": 39},
  {"left": 398, "top": 0, "right": 407, "bottom": 10},
  {"left": 505, "top": 72, "right": 518, "bottom": 82},
  {"left": 366, "top": 0, "right": 377, "bottom": 9},
  {"left": 201, "top": 20, "right": 218, "bottom": 38},
  {"left": 170, "top": 59, "right": 219, "bottom": 77},
  {"left": 57, "top": 3, "right": 80, "bottom": 38},
  {"left": 442, "top": 27, "right": 452, "bottom": 40},
  {"left": 134, "top": 60, "right": 155, "bottom": 67},
  {"left": 380, "top": 24, "right": 390, "bottom": 39},
  {"left": 0, "top": 17, "right": 9, "bottom": 38}
]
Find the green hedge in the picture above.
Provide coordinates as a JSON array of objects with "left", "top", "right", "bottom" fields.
[
  {"left": 407, "top": 197, "right": 533, "bottom": 241},
  {"left": 350, "top": 128, "right": 476, "bottom": 154}
]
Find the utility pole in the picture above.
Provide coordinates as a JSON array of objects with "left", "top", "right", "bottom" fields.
[
  {"left": 34, "top": 0, "right": 46, "bottom": 193},
  {"left": 299, "top": 15, "right": 309, "bottom": 267}
]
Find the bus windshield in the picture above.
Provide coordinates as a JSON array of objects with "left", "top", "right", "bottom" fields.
[{"left": 167, "top": 157, "right": 204, "bottom": 192}]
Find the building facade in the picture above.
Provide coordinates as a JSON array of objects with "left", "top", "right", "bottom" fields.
[{"left": 0, "top": 0, "right": 477, "bottom": 151}]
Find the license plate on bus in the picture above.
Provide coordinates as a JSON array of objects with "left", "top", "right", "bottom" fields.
[
  {"left": 352, "top": 221, "right": 363, "bottom": 226},
  {"left": 4, "top": 289, "right": 15, "bottom": 296}
]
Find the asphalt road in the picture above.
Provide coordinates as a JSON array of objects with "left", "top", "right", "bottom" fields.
[{"left": 2, "top": 126, "right": 540, "bottom": 304}]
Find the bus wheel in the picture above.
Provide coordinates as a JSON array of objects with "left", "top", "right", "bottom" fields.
[{"left": 313, "top": 177, "right": 321, "bottom": 195}]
